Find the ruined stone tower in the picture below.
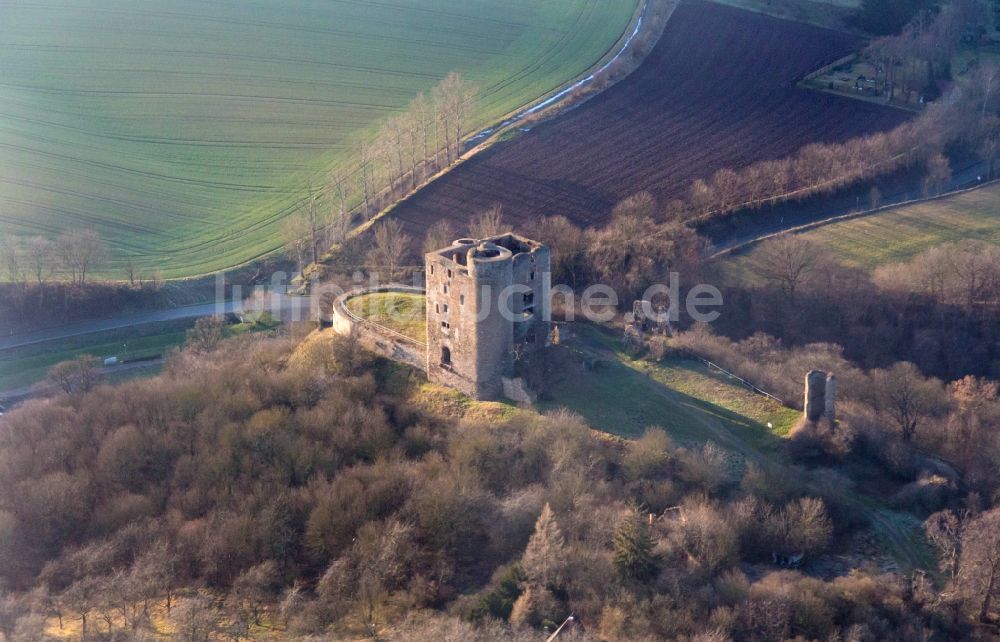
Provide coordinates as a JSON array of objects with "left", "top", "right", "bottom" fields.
[
  {"left": 424, "top": 233, "right": 551, "bottom": 400},
  {"left": 804, "top": 370, "right": 837, "bottom": 422}
]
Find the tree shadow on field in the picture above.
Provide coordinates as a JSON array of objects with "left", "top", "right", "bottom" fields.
[{"left": 539, "top": 322, "right": 786, "bottom": 454}]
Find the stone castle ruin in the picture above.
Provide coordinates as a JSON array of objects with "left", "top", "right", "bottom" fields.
[
  {"left": 425, "top": 234, "right": 551, "bottom": 400},
  {"left": 804, "top": 370, "right": 837, "bottom": 422}
]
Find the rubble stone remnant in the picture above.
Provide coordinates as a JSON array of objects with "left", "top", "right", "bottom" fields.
[{"left": 630, "top": 299, "right": 670, "bottom": 335}]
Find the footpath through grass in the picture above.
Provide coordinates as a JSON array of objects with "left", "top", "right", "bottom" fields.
[{"left": 0, "top": 0, "right": 638, "bottom": 279}]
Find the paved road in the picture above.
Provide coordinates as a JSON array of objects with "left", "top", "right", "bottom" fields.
[{"left": 0, "top": 294, "right": 314, "bottom": 352}]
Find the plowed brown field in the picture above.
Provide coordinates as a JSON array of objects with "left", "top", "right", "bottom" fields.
[{"left": 390, "top": 0, "right": 909, "bottom": 236}]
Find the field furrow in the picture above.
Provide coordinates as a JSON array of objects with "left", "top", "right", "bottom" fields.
[{"left": 389, "top": 0, "right": 909, "bottom": 237}]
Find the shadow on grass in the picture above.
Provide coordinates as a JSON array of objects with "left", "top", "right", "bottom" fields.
[{"left": 539, "top": 324, "right": 787, "bottom": 453}]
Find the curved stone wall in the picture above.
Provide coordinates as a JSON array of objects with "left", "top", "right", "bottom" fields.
[{"left": 330, "top": 286, "right": 427, "bottom": 371}]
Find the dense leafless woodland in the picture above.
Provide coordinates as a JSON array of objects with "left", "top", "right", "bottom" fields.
[
  {"left": 4, "top": 2, "right": 1000, "bottom": 640},
  {"left": 0, "top": 330, "right": 997, "bottom": 641}
]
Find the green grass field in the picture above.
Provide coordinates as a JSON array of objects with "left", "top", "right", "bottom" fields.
[
  {"left": 346, "top": 291, "right": 427, "bottom": 343},
  {"left": 541, "top": 325, "right": 798, "bottom": 448},
  {"left": 0, "top": 315, "right": 281, "bottom": 392},
  {"left": 0, "top": 322, "right": 192, "bottom": 392},
  {"left": 723, "top": 183, "right": 1000, "bottom": 280},
  {"left": 0, "top": 0, "right": 638, "bottom": 279}
]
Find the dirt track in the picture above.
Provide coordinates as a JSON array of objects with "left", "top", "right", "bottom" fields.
[{"left": 389, "top": 0, "right": 908, "bottom": 236}]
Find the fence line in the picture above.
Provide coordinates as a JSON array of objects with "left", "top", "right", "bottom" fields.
[{"left": 685, "top": 351, "right": 786, "bottom": 406}]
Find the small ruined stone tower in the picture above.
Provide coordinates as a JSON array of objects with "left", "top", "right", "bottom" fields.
[
  {"left": 425, "top": 233, "right": 551, "bottom": 400},
  {"left": 804, "top": 370, "right": 837, "bottom": 422}
]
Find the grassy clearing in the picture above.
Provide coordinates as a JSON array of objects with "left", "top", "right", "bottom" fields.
[
  {"left": 541, "top": 325, "right": 797, "bottom": 449},
  {"left": 346, "top": 292, "right": 427, "bottom": 343},
  {"left": 722, "top": 182, "right": 1000, "bottom": 281},
  {"left": 641, "top": 358, "right": 800, "bottom": 437},
  {"left": 0, "top": 0, "right": 638, "bottom": 279}
]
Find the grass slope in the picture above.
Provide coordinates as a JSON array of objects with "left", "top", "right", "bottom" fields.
[
  {"left": 540, "top": 324, "right": 933, "bottom": 571},
  {"left": 0, "top": 0, "right": 637, "bottom": 279},
  {"left": 721, "top": 182, "right": 1000, "bottom": 280},
  {"left": 793, "top": 184, "right": 1000, "bottom": 268},
  {"left": 541, "top": 325, "right": 798, "bottom": 447}
]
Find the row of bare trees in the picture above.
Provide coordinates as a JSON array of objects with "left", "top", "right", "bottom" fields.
[
  {"left": 873, "top": 239, "right": 1000, "bottom": 309},
  {"left": 731, "top": 234, "right": 1000, "bottom": 376},
  {"left": 678, "top": 63, "right": 1000, "bottom": 223},
  {"left": 353, "top": 72, "right": 477, "bottom": 220},
  {"left": 284, "top": 73, "right": 477, "bottom": 277},
  {"left": 0, "top": 230, "right": 108, "bottom": 287}
]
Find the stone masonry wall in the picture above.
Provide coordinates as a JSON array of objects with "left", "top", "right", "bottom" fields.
[{"left": 330, "top": 287, "right": 426, "bottom": 372}]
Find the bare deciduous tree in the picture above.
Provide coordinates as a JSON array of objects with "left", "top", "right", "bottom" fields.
[
  {"left": 358, "top": 142, "right": 375, "bottom": 220},
  {"left": 925, "top": 509, "right": 968, "bottom": 579},
  {"left": 47, "top": 356, "right": 102, "bottom": 395},
  {"left": 468, "top": 204, "right": 505, "bottom": 239},
  {"left": 923, "top": 153, "right": 951, "bottom": 196},
  {"left": 747, "top": 236, "right": 826, "bottom": 303},
  {"left": 688, "top": 179, "right": 714, "bottom": 216},
  {"left": 870, "top": 362, "right": 947, "bottom": 441},
  {"left": 56, "top": 230, "right": 108, "bottom": 285},
  {"left": 368, "top": 219, "right": 411, "bottom": 281},
  {"left": 283, "top": 213, "right": 311, "bottom": 280},
  {"left": 354, "top": 519, "right": 413, "bottom": 639},
  {"left": 326, "top": 167, "right": 354, "bottom": 246},
  {"left": 0, "top": 236, "right": 25, "bottom": 285},
  {"left": 186, "top": 316, "right": 225, "bottom": 354},
  {"left": 526, "top": 215, "right": 587, "bottom": 287},
  {"left": 955, "top": 508, "right": 1000, "bottom": 622},
  {"left": 422, "top": 219, "right": 455, "bottom": 255},
  {"left": 171, "top": 595, "right": 221, "bottom": 642},
  {"left": 304, "top": 189, "right": 324, "bottom": 266},
  {"left": 433, "top": 72, "right": 476, "bottom": 164}
]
